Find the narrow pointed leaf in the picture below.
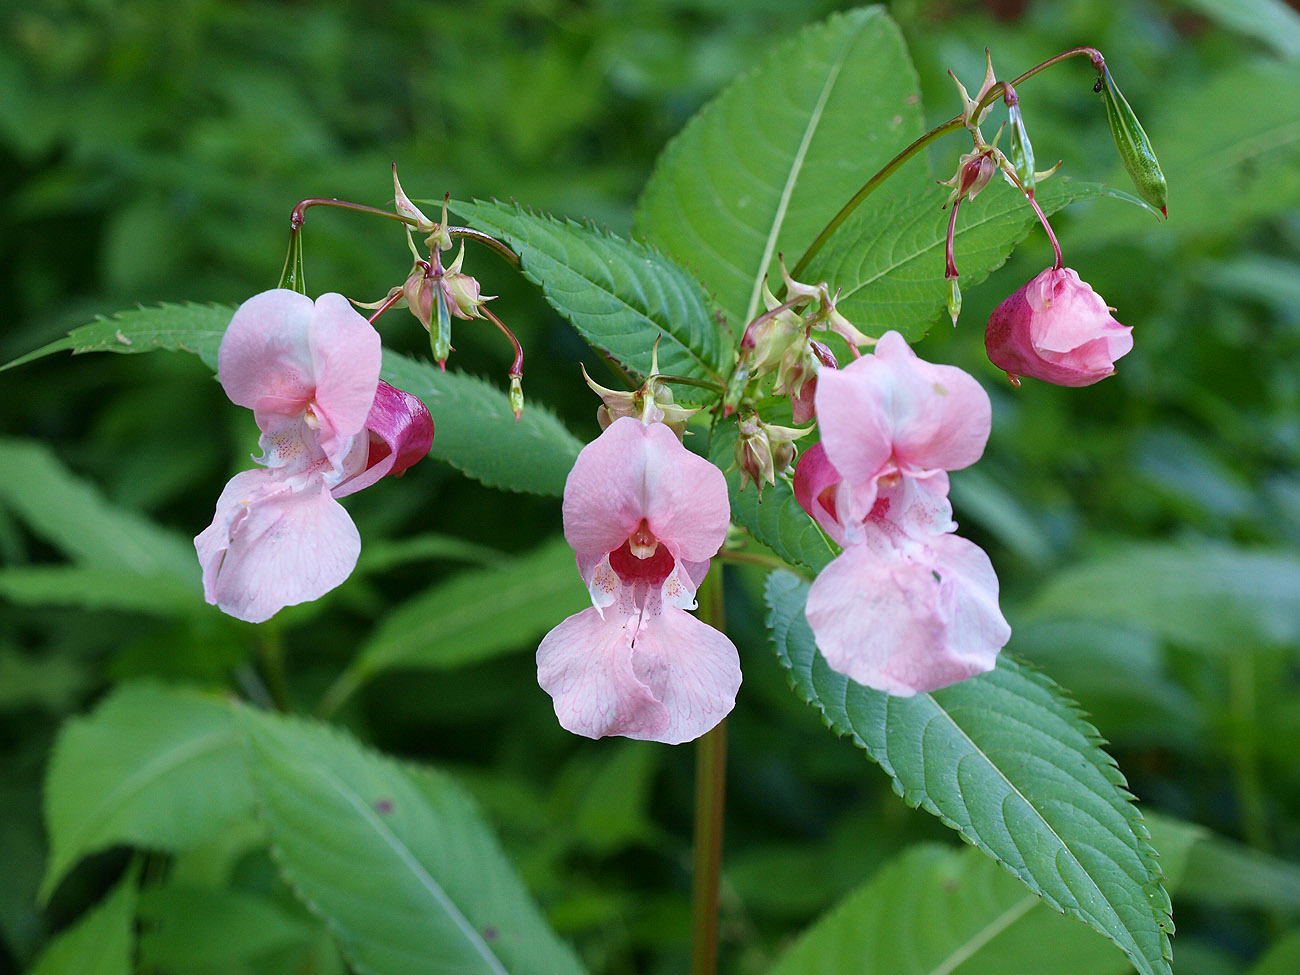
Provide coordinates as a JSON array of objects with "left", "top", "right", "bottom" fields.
[
  {"left": 770, "top": 844, "right": 1130, "bottom": 975},
  {"left": 635, "top": 7, "right": 927, "bottom": 332},
  {"left": 765, "top": 571, "right": 1173, "bottom": 975},
  {"left": 453, "top": 199, "right": 728, "bottom": 392},
  {"left": 30, "top": 864, "right": 139, "bottom": 975},
  {"left": 235, "top": 705, "right": 587, "bottom": 975},
  {"left": 41, "top": 684, "right": 252, "bottom": 901}
]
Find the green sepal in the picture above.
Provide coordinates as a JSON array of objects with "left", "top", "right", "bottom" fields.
[{"left": 277, "top": 229, "right": 307, "bottom": 294}]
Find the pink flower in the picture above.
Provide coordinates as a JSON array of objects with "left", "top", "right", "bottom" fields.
[
  {"left": 537, "top": 416, "right": 741, "bottom": 744},
  {"left": 985, "top": 266, "right": 1133, "bottom": 386},
  {"left": 793, "top": 331, "right": 1009, "bottom": 696},
  {"left": 195, "top": 290, "right": 433, "bottom": 623}
]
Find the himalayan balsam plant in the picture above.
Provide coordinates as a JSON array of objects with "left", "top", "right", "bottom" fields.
[{"left": 12, "top": 9, "right": 1181, "bottom": 975}]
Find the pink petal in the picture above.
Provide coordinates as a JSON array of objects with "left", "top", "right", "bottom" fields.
[
  {"left": 537, "top": 606, "right": 669, "bottom": 740},
  {"left": 333, "top": 380, "right": 434, "bottom": 498},
  {"left": 818, "top": 331, "right": 991, "bottom": 484},
  {"left": 218, "top": 291, "right": 381, "bottom": 473},
  {"left": 629, "top": 606, "right": 741, "bottom": 744},
  {"left": 194, "top": 468, "right": 361, "bottom": 623},
  {"left": 562, "top": 417, "right": 729, "bottom": 564},
  {"left": 793, "top": 443, "right": 848, "bottom": 545},
  {"left": 804, "top": 531, "right": 1007, "bottom": 696}
]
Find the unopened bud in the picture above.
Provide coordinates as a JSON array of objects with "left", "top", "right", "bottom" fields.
[
  {"left": 509, "top": 373, "right": 524, "bottom": 422},
  {"left": 947, "top": 276, "right": 962, "bottom": 327},
  {"left": 403, "top": 263, "right": 435, "bottom": 332},
  {"left": 433, "top": 288, "right": 453, "bottom": 370},
  {"left": 1096, "top": 65, "right": 1167, "bottom": 217}
]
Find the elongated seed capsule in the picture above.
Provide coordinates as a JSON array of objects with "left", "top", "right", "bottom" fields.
[
  {"left": 1007, "top": 102, "right": 1036, "bottom": 193},
  {"left": 1097, "top": 65, "right": 1168, "bottom": 217}
]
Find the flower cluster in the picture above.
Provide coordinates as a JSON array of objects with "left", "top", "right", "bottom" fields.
[
  {"left": 794, "top": 331, "right": 1010, "bottom": 695},
  {"left": 195, "top": 290, "right": 433, "bottom": 623},
  {"left": 537, "top": 417, "right": 741, "bottom": 744}
]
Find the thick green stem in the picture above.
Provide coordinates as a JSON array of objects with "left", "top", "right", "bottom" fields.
[
  {"left": 690, "top": 569, "right": 728, "bottom": 975},
  {"left": 1227, "top": 652, "right": 1271, "bottom": 853}
]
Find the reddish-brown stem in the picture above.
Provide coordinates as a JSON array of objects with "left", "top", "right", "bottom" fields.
[
  {"left": 366, "top": 289, "right": 405, "bottom": 325},
  {"left": 945, "top": 202, "right": 961, "bottom": 279},
  {"left": 481, "top": 306, "right": 523, "bottom": 378}
]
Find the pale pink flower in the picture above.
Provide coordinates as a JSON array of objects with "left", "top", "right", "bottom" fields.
[
  {"left": 793, "top": 331, "right": 1009, "bottom": 696},
  {"left": 985, "top": 266, "right": 1133, "bottom": 386},
  {"left": 195, "top": 290, "right": 432, "bottom": 623},
  {"left": 537, "top": 417, "right": 740, "bottom": 744}
]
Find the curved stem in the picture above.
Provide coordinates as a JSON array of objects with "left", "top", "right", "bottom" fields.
[
  {"left": 448, "top": 227, "right": 522, "bottom": 268},
  {"left": 291, "top": 197, "right": 418, "bottom": 230},
  {"left": 367, "top": 288, "right": 406, "bottom": 325},
  {"left": 1025, "top": 191, "right": 1063, "bottom": 269},
  {"left": 691, "top": 569, "right": 728, "bottom": 975},
  {"left": 787, "top": 46, "right": 1107, "bottom": 283}
]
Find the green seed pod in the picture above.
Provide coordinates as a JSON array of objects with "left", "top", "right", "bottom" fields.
[
  {"left": 1097, "top": 65, "right": 1168, "bottom": 216},
  {"left": 1007, "top": 102, "right": 1036, "bottom": 193},
  {"left": 433, "top": 287, "right": 453, "bottom": 368},
  {"left": 946, "top": 276, "right": 962, "bottom": 327}
]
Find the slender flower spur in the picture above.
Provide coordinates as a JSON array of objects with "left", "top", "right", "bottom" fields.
[
  {"left": 537, "top": 416, "right": 741, "bottom": 744},
  {"left": 794, "top": 331, "right": 1010, "bottom": 695},
  {"left": 985, "top": 266, "right": 1133, "bottom": 386},
  {"left": 195, "top": 290, "right": 433, "bottom": 623}
]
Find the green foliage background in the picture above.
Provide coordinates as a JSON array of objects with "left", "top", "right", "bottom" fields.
[{"left": 3, "top": 0, "right": 1300, "bottom": 973}]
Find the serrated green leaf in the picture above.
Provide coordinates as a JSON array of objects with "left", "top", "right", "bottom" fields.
[
  {"left": 805, "top": 178, "right": 1112, "bottom": 340},
  {"left": 452, "top": 200, "right": 728, "bottom": 390},
  {"left": 635, "top": 7, "right": 927, "bottom": 331},
  {"left": 41, "top": 683, "right": 254, "bottom": 901},
  {"left": 0, "top": 438, "right": 198, "bottom": 581},
  {"left": 380, "top": 349, "right": 581, "bottom": 497},
  {"left": 350, "top": 535, "right": 587, "bottom": 679},
  {"left": 1022, "top": 541, "right": 1300, "bottom": 653},
  {"left": 1, "top": 302, "right": 231, "bottom": 373},
  {"left": 29, "top": 863, "right": 138, "bottom": 975},
  {"left": 234, "top": 705, "right": 587, "bottom": 975},
  {"left": 770, "top": 843, "right": 1130, "bottom": 975},
  {"left": 707, "top": 420, "right": 832, "bottom": 573},
  {"left": 765, "top": 571, "right": 1173, "bottom": 975}
]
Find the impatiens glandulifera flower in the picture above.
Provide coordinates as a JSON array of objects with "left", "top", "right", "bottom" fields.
[
  {"left": 195, "top": 290, "right": 433, "bottom": 623},
  {"left": 792, "top": 331, "right": 1010, "bottom": 696},
  {"left": 985, "top": 266, "right": 1133, "bottom": 387},
  {"left": 537, "top": 416, "right": 741, "bottom": 744}
]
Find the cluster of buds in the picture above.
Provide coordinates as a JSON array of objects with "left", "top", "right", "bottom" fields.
[{"left": 724, "top": 261, "right": 875, "bottom": 494}]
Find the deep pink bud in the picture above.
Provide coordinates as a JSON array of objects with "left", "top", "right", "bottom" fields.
[{"left": 985, "top": 267, "right": 1133, "bottom": 387}]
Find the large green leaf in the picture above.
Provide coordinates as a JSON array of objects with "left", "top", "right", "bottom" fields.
[
  {"left": 41, "top": 683, "right": 254, "bottom": 901},
  {"left": 1022, "top": 541, "right": 1300, "bottom": 653},
  {"left": 634, "top": 7, "right": 927, "bottom": 332},
  {"left": 29, "top": 864, "right": 139, "bottom": 975},
  {"left": 1, "top": 304, "right": 582, "bottom": 497},
  {"left": 453, "top": 200, "right": 729, "bottom": 391},
  {"left": 805, "top": 178, "right": 1114, "bottom": 339},
  {"left": 765, "top": 571, "right": 1173, "bottom": 975},
  {"left": 380, "top": 350, "right": 581, "bottom": 497},
  {"left": 322, "top": 536, "right": 588, "bottom": 714},
  {"left": 769, "top": 843, "right": 1130, "bottom": 975},
  {"left": 234, "top": 705, "right": 587, "bottom": 975},
  {"left": 706, "top": 420, "right": 832, "bottom": 573}
]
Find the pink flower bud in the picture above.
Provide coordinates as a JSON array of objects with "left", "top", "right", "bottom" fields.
[{"left": 985, "top": 267, "right": 1133, "bottom": 387}]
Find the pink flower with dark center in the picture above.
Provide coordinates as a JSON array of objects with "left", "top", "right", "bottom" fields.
[
  {"left": 195, "top": 290, "right": 433, "bottom": 623},
  {"left": 537, "top": 416, "right": 740, "bottom": 744},
  {"left": 985, "top": 266, "right": 1133, "bottom": 386},
  {"left": 793, "top": 331, "right": 1009, "bottom": 696}
]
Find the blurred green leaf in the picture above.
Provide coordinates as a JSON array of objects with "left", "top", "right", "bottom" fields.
[
  {"left": 635, "top": 7, "right": 926, "bottom": 332},
  {"left": 1175, "top": 826, "right": 1300, "bottom": 914},
  {"left": 41, "top": 683, "right": 253, "bottom": 901},
  {"left": 1174, "top": 0, "right": 1300, "bottom": 59},
  {"left": 380, "top": 350, "right": 582, "bottom": 497},
  {"left": 453, "top": 200, "right": 729, "bottom": 391},
  {"left": 1249, "top": 929, "right": 1300, "bottom": 975},
  {"left": 137, "top": 886, "right": 317, "bottom": 973},
  {"left": 0, "top": 438, "right": 197, "bottom": 582},
  {"left": 0, "top": 565, "right": 198, "bottom": 615},
  {"left": 769, "top": 843, "right": 1130, "bottom": 975},
  {"left": 766, "top": 571, "right": 1173, "bottom": 975},
  {"left": 1023, "top": 541, "right": 1300, "bottom": 652},
  {"left": 807, "top": 178, "right": 1113, "bottom": 339},
  {"left": 29, "top": 863, "right": 138, "bottom": 975},
  {"left": 234, "top": 704, "right": 588, "bottom": 975},
  {"left": 348, "top": 535, "right": 588, "bottom": 681},
  {"left": 708, "top": 420, "right": 832, "bottom": 573}
]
